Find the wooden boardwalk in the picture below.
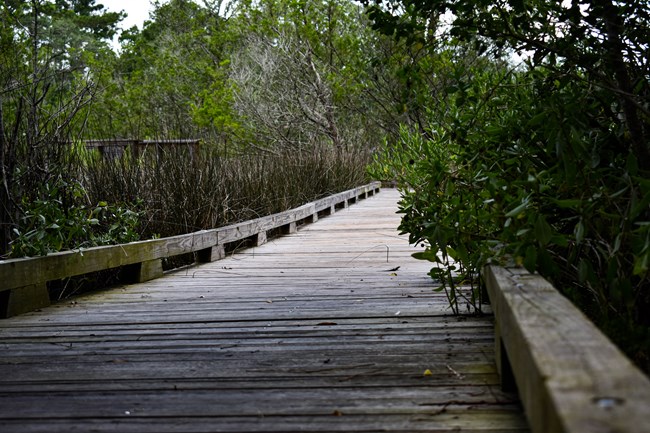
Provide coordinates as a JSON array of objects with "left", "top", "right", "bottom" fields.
[{"left": 0, "top": 189, "right": 529, "bottom": 432}]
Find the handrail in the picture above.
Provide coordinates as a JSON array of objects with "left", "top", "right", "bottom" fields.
[
  {"left": 483, "top": 264, "right": 650, "bottom": 433},
  {"left": 0, "top": 182, "right": 381, "bottom": 318}
]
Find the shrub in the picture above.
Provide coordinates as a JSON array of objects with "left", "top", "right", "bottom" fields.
[
  {"left": 370, "top": 69, "right": 650, "bottom": 372},
  {"left": 10, "top": 177, "right": 140, "bottom": 257}
]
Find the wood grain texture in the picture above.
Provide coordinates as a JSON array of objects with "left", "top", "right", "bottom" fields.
[
  {"left": 484, "top": 265, "right": 650, "bottom": 433},
  {"left": 0, "top": 189, "right": 528, "bottom": 432}
]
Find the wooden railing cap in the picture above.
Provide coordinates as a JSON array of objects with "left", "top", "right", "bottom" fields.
[{"left": 484, "top": 264, "right": 650, "bottom": 433}]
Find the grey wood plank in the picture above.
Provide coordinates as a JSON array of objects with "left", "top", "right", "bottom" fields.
[{"left": 0, "top": 189, "right": 527, "bottom": 432}]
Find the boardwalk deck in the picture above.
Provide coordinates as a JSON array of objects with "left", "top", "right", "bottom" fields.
[{"left": 0, "top": 189, "right": 529, "bottom": 433}]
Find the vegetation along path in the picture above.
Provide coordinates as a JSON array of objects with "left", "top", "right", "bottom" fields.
[{"left": 0, "top": 189, "right": 528, "bottom": 432}]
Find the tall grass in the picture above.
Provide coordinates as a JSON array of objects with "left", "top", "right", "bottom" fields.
[{"left": 81, "top": 146, "right": 370, "bottom": 240}]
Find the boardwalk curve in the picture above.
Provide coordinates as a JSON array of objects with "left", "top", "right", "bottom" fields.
[{"left": 0, "top": 189, "right": 528, "bottom": 432}]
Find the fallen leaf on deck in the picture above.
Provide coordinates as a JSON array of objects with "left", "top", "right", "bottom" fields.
[{"left": 423, "top": 369, "right": 433, "bottom": 376}]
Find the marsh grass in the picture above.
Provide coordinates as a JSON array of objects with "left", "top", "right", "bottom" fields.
[{"left": 82, "top": 146, "right": 370, "bottom": 240}]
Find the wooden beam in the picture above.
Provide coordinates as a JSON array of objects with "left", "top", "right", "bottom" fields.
[
  {"left": 280, "top": 221, "right": 297, "bottom": 235},
  {"left": 255, "top": 231, "right": 267, "bottom": 247},
  {"left": 0, "top": 230, "right": 219, "bottom": 291},
  {"left": 122, "top": 259, "right": 163, "bottom": 284},
  {"left": 483, "top": 265, "right": 650, "bottom": 433},
  {"left": 0, "top": 284, "right": 49, "bottom": 318},
  {"left": 196, "top": 245, "right": 225, "bottom": 263}
]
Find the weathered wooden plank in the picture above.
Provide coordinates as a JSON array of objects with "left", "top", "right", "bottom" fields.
[
  {"left": 0, "top": 373, "right": 505, "bottom": 393},
  {"left": 0, "top": 189, "right": 527, "bottom": 432},
  {"left": 0, "top": 390, "right": 522, "bottom": 418},
  {"left": 0, "top": 415, "right": 529, "bottom": 433},
  {"left": 484, "top": 264, "right": 650, "bottom": 433},
  {"left": 0, "top": 231, "right": 219, "bottom": 291},
  {"left": 215, "top": 203, "right": 315, "bottom": 245}
]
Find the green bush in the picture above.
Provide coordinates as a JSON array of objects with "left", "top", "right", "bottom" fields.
[
  {"left": 10, "top": 177, "right": 140, "bottom": 258},
  {"left": 370, "top": 68, "right": 650, "bottom": 371}
]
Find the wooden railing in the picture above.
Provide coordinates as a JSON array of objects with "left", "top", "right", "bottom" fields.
[
  {"left": 0, "top": 182, "right": 381, "bottom": 318},
  {"left": 484, "top": 265, "right": 650, "bottom": 433}
]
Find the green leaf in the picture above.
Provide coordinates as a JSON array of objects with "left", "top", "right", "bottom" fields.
[
  {"left": 412, "top": 250, "right": 437, "bottom": 261},
  {"left": 550, "top": 198, "right": 582, "bottom": 209},
  {"left": 626, "top": 153, "right": 639, "bottom": 176},
  {"left": 633, "top": 253, "right": 648, "bottom": 276},
  {"left": 534, "top": 215, "right": 552, "bottom": 246},
  {"left": 574, "top": 220, "right": 585, "bottom": 244},
  {"left": 527, "top": 112, "right": 547, "bottom": 127},
  {"left": 516, "top": 228, "right": 530, "bottom": 237},
  {"left": 523, "top": 245, "right": 537, "bottom": 272},
  {"left": 550, "top": 235, "right": 569, "bottom": 248},
  {"left": 578, "top": 258, "right": 590, "bottom": 283},
  {"left": 613, "top": 233, "right": 622, "bottom": 254},
  {"left": 505, "top": 200, "right": 528, "bottom": 218}
]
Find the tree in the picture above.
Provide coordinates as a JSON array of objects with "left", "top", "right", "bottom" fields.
[
  {"left": 366, "top": 0, "right": 650, "bottom": 165},
  {"left": 228, "top": 0, "right": 383, "bottom": 152},
  {"left": 0, "top": 0, "right": 123, "bottom": 255},
  {"left": 83, "top": 0, "right": 233, "bottom": 142}
]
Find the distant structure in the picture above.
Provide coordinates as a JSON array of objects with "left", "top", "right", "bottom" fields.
[{"left": 84, "top": 139, "right": 200, "bottom": 159}]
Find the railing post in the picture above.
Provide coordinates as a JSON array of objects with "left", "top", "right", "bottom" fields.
[
  {"left": 280, "top": 222, "right": 297, "bottom": 235},
  {"left": 255, "top": 231, "right": 267, "bottom": 246},
  {"left": 196, "top": 245, "right": 225, "bottom": 263},
  {"left": 0, "top": 284, "right": 50, "bottom": 318},
  {"left": 122, "top": 259, "right": 163, "bottom": 284},
  {"left": 494, "top": 319, "right": 517, "bottom": 393}
]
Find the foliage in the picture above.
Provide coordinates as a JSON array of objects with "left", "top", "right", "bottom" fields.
[
  {"left": 228, "top": 0, "right": 381, "bottom": 152},
  {"left": 10, "top": 177, "right": 140, "bottom": 257},
  {"left": 0, "top": 0, "right": 123, "bottom": 255},
  {"left": 369, "top": 56, "right": 514, "bottom": 314},
  {"left": 3, "top": 0, "right": 379, "bottom": 260},
  {"left": 366, "top": 0, "right": 650, "bottom": 370},
  {"left": 83, "top": 0, "right": 232, "bottom": 140}
]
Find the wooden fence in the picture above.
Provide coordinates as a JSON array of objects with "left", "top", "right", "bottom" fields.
[{"left": 0, "top": 182, "right": 381, "bottom": 318}]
